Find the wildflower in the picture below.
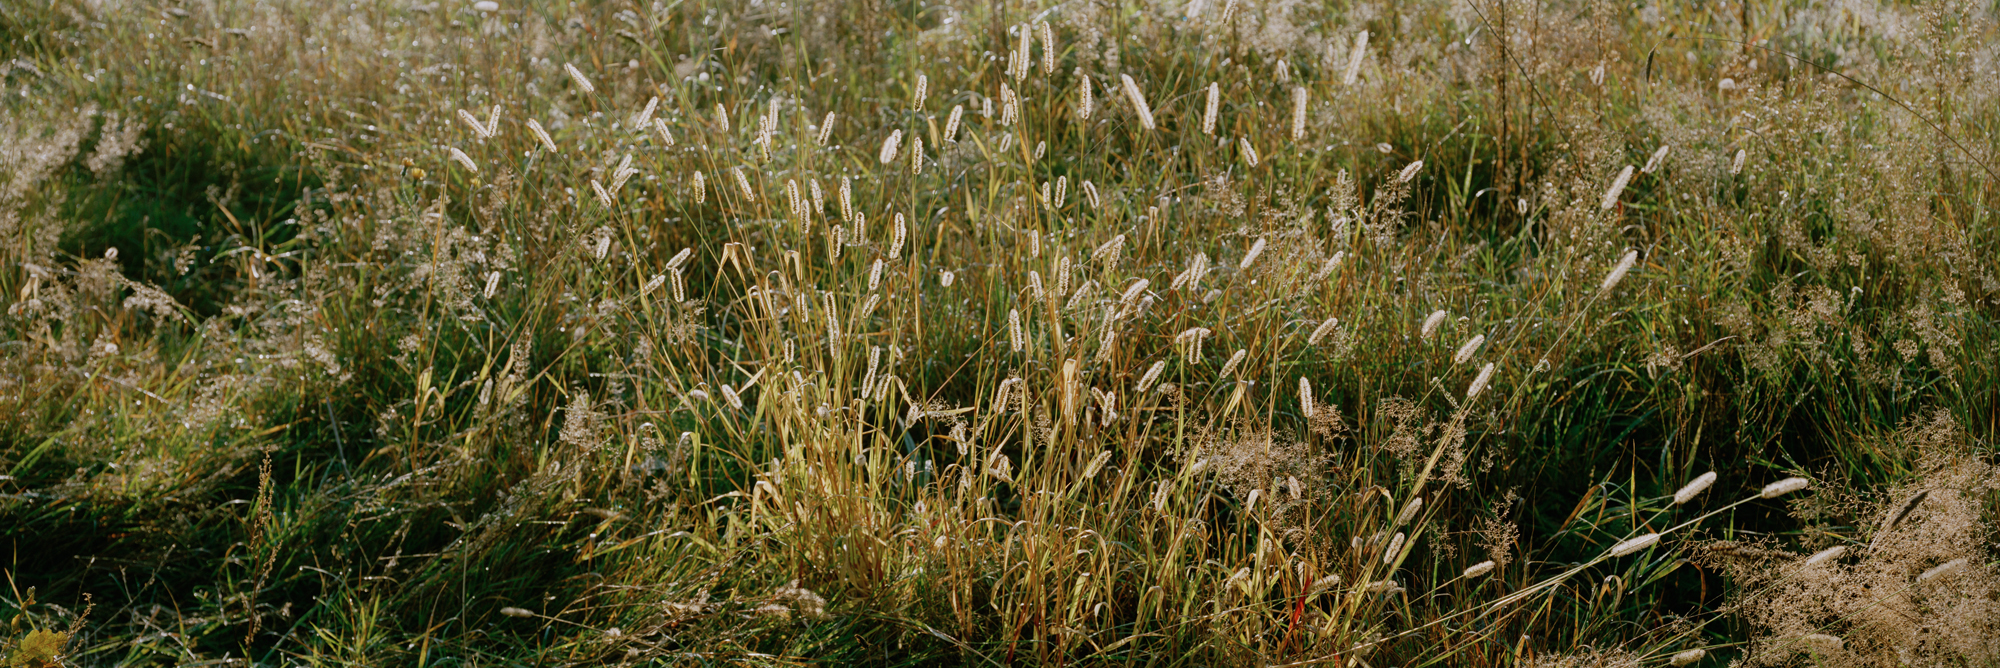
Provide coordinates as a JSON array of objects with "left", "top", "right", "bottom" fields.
[
  {"left": 1760, "top": 477, "right": 1809, "bottom": 499},
  {"left": 1463, "top": 561, "right": 1497, "bottom": 578},
  {"left": 563, "top": 62, "right": 595, "bottom": 93},
  {"left": 1453, "top": 335, "right": 1485, "bottom": 365},
  {"left": 1673, "top": 471, "right": 1717, "bottom": 505},
  {"left": 1120, "top": 74, "right": 1156, "bottom": 130},
  {"left": 1600, "top": 165, "right": 1634, "bottom": 210},
  {"left": 1601, "top": 249, "right": 1638, "bottom": 293},
  {"left": 1610, "top": 533, "right": 1660, "bottom": 557}
]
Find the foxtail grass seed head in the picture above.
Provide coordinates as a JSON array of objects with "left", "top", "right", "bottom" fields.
[
  {"left": 591, "top": 179, "right": 612, "bottom": 207},
  {"left": 1240, "top": 237, "right": 1266, "bottom": 270},
  {"left": 1670, "top": 649, "right": 1706, "bottom": 666},
  {"left": 484, "top": 271, "right": 502, "bottom": 299},
  {"left": 1138, "top": 360, "right": 1167, "bottom": 393},
  {"left": 1309, "top": 317, "right": 1340, "bottom": 345},
  {"left": 1291, "top": 87, "right": 1308, "bottom": 141},
  {"left": 891, "top": 213, "right": 907, "bottom": 259},
  {"left": 527, "top": 119, "right": 557, "bottom": 152},
  {"left": 1118, "top": 278, "right": 1148, "bottom": 308},
  {"left": 715, "top": 102, "right": 730, "bottom": 133},
  {"left": 1239, "top": 137, "right": 1259, "bottom": 167},
  {"left": 640, "top": 274, "right": 664, "bottom": 296},
  {"left": 1299, "top": 377, "right": 1315, "bottom": 417},
  {"left": 448, "top": 147, "right": 478, "bottom": 172},
  {"left": 1245, "top": 488, "right": 1262, "bottom": 513},
  {"left": 1220, "top": 349, "right": 1248, "bottom": 378},
  {"left": 1385, "top": 532, "right": 1406, "bottom": 564},
  {"left": 1918, "top": 558, "right": 1966, "bottom": 583},
  {"left": 731, "top": 167, "right": 754, "bottom": 199},
  {"left": 474, "top": 1, "right": 499, "bottom": 11},
  {"left": 1601, "top": 249, "right": 1638, "bottom": 293},
  {"left": 1093, "top": 234, "right": 1125, "bottom": 264},
  {"left": 1453, "top": 335, "right": 1485, "bottom": 364},
  {"left": 1055, "top": 176, "right": 1068, "bottom": 208},
  {"left": 1731, "top": 148, "right": 1747, "bottom": 174},
  {"left": 1611, "top": 533, "right": 1660, "bottom": 557},
  {"left": 939, "top": 270, "right": 955, "bottom": 287},
  {"left": 1642, "top": 144, "right": 1671, "bottom": 174},
  {"left": 868, "top": 259, "right": 884, "bottom": 291},
  {"left": 1121, "top": 74, "right": 1156, "bottom": 130},
  {"left": 653, "top": 118, "right": 675, "bottom": 146},
  {"left": 910, "top": 136, "right": 923, "bottom": 174},
  {"left": 633, "top": 96, "right": 659, "bottom": 129},
  {"left": 945, "top": 105, "right": 963, "bottom": 141},
  {"left": 720, "top": 384, "right": 743, "bottom": 410},
  {"left": 1276, "top": 59, "right": 1290, "bottom": 84},
  {"left": 1039, "top": 22, "right": 1055, "bottom": 74},
  {"left": 564, "top": 62, "right": 594, "bottom": 93},
  {"left": 1028, "top": 271, "right": 1044, "bottom": 300},
  {"left": 879, "top": 129, "right": 903, "bottom": 164},
  {"left": 1762, "top": 477, "right": 1810, "bottom": 499},
  {"left": 1421, "top": 309, "right": 1449, "bottom": 339},
  {"left": 1344, "top": 31, "right": 1370, "bottom": 85},
  {"left": 838, "top": 177, "right": 853, "bottom": 222},
  {"left": 912, "top": 72, "right": 927, "bottom": 109},
  {"left": 1395, "top": 497, "right": 1423, "bottom": 526},
  {"left": 1009, "top": 23, "right": 1031, "bottom": 82},
  {"left": 1467, "top": 362, "right": 1495, "bottom": 399},
  {"left": 1173, "top": 253, "right": 1210, "bottom": 290},
  {"left": 458, "top": 108, "right": 493, "bottom": 138},
  {"left": 1202, "top": 82, "right": 1220, "bottom": 135},
  {"left": 1177, "top": 327, "right": 1211, "bottom": 360},
  {"left": 1398, "top": 160, "right": 1424, "bottom": 183},
  {"left": 1463, "top": 561, "right": 1497, "bottom": 578},
  {"left": 816, "top": 111, "right": 835, "bottom": 145},
  {"left": 1600, "top": 165, "right": 1635, "bottom": 210},
  {"left": 1077, "top": 75, "right": 1094, "bottom": 120},
  {"left": 1082, "top": 180, "right": 1101, "bottom": 210},
  {"left": 1008, "top": 309, "right": 1023, "bottom": 352},
  {"left": 500, "top": 607, "right": 535, "bottom": 618},
  {"left": 692, "top": 171, "right": 705, "bottom": 203},
  {"left": 1803, "top": 545, "right": 1847, "bottom": 568},
  {"left": 667, "top": 247, "right": 693, "bottom": 271},
  {"left": 1802, "top": 634, "right": 1843, "bottom": 650},
  {"left": 1674, "top": 471, "right": 1718, "bottom": 505},
  {"left": 1082, "top": 450, "right": 1111, "bottom": 479}
]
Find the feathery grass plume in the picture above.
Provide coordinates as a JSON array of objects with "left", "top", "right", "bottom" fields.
[
  {"left": 594, "top": 233, "right": 612, "bottom": 260},
  {"left": 1669, "top": 649, "right": 1706, "bottom": 666},
  {"left": 1299, "top": 377, "right": 1315, "bottom": 418},
  {"left": 1082, "top": 180, "right": 1100, "bottom": 210},
  {"left": 1600, "top": 165, "right": 1635, "bottom": 210},
  {"left": 1761, "top": 477, "right": 1810, "bottom": 498},
  {"left": 1611, "top": 533, "right": 1660, "bottom": 557},
  {"left": 1312, "top": 252, "right": 1347, "bottom": 285},
  {"left": 1917, "top": 558, "right": 1966, "bottom": 583},
  {"left": 1463, "top": 561, "right": 1497, "bottom": 578},
  {"left": 1202, "top": 82, "right": 1219, "bottom": 135},
  {"left": 1642, "top": 144, "right": 1671, "bottom": 174},
  {"left": 653, "top": 118, "right": 675, "bottom": 146},
  {"left": 1731, "top": 148, "right": 1747, "bottom": 174},
  {"left": 1039, "top": 22, "right": 1055, "bottom": 74},
  {"left": 1343, "top": 31, "right": 1369, "bottom": 85},
  {"left": 591, "top": 179, "right": 612, "bottom": 207},
  {"left": 787, "top": 179, "right": 804, "bottom": 224},
  {"left": 1601, "top": 249, "right": 1638, "bottom": 293},
  {"left": 1290, "top": 86, "right": 1308, "bottom": 141},
  {"left": 1240, "top": 237, "right": 1266, "bottom": 269},
  {"left": 564, "top": 62, "right": 595, "bottom": 93},
  {"left": 879, "top": 129, "right": 903, "bottom": 164},
  {"left": 1421, "top": 309, "right": 1449, "bottom": 339},
  {"left": 1385, "top": 532, "right": 1407, "bottom": 564},
  {"left": 1365, "top": 579, "right": 1398, "bottom": 594},
  {"left": 816, "top": 111, "right": 835, "bottom": 145},
  {"left": 1060, "top": 358, "right": 1080, "bottom": 423},
  {"left": 1137, "top": 360, "right": 1167, "bottom": 393},
  {"left": 633, "top": 95, "right": 659, "bottom": 129},
  {"left": 881, "top": 215, "right": 905, "bottom": 261},
  {"left": 944, "top": 105, "right": 963, "bottom": 141},
  {"left": 1453, "top": 335, "right": 1485, "bottom": 364},
  {"left": 1802, "top": 545, "right": 1847, "bottom": 567},
  {"left": 611, "top": 154, "right": 637, "bottom": 192},
  {"left": 807, "top": 179, "right": 825, "bottom": 218},
  {"left": 715, "top": 102, "right": 730, "bottom": 133},
  {"left": 448, "top": 147, "right": 478, "bottom": 172},
  {"left": 527, "top": 119, "right": 557, "bottom": 152},
  {"left": 1673, "top": 471, "right": 1717, "bottom": 505},
  {"left": 1467, "top": 363, "right": 1496, "bottom": 399},
  {"left": 1008, "top": 309, "right": 1023, "bottom": 352},
  {"left": 863, "top": 346, "right": 881, "bottom": 394},
  {"left": 1220, "top": 349, "right": 1248, "bottom": 377},
  {"left": 1120, "top": 74, "right": 1156, "bottom": 130},
  {"left": 1308, "top": 317, "right": 1340, "bottom": 345},
  {"left": 911, "top": 72, "right": 927, "bottom": 109},
  {"left": 692, "top": 171, "right": 706, "bottom": 203},
  {"left": 1395, "top": 497, "right": 1423, "bottom": 526},
  {"left": 731, "top": 167, "right": 754, "bottom": 199},
  {"left": 1239, "top": 137, "right": 1259, "bottom": 167},
  {"left": 838, "top": 177, "right": 853, "bottom": 222},
  {"left": 1398, "top": 160, "right": 1424, "bottom": 183},
  {"left": 1077, "top": 75, "right": 1094, "bottom": 120}
]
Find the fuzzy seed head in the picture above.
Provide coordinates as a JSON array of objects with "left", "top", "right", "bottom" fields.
[
  {"left": 1600, "top": 165, "right": 1635, "bottom": 210},
  {"left": 1761, "top": 477, "right": 1810, "bottom": 499},
  {"left": 1601, "top": 249, "right": 1638, "bottom": 293},
  {"left": 1611, "top": 533, "right": 1660, "bottom": 557},
  {"left": 1290, "top": 86, "right": 1308, "bottom": 141},
  {"left": 1642, "top": 144, "right": 1671, "bottom": 174},
  {"left": 1463, "top": 561, "right": 1497, "bottom": 578},
  {"left": 1674, "top": 471, "right": 1718, "bottom": 505},
  {"left": 1453, "top": 334, "right": 1485, "bottom": 365},
  {"left": 563, "top": 62, "right": 595, "bottom": 93},
  {"left": 1202, "top": 82, "right": 1220, "bottom": 135},
  {"left": 1467, "top": 363, "right": 1496, "bottom": 399},
  {"left": 1120, "top": 74, "right": 1156, "bottom": 130},
  {"left": 1421, "top": 309, "right": 1448, "bottom": 339},
  {"left": 1343, "top": 31, "right": 1370, "bottom": 85}
]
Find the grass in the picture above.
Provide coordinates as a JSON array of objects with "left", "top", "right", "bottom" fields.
[{"left": 2, "top": 0, "right": 1997, "bottom": 665}]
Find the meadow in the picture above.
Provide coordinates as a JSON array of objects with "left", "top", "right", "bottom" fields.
[{"left": 2, "top": 0, "right": 1997, "bottom": 665}]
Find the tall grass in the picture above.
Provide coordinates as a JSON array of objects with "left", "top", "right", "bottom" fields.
[{"left": 2, "top": 0, "right": 1996, "bottom": 665}]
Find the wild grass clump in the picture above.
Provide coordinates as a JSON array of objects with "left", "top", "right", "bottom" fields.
[{"left": 1, "top": 0, "right": 1996, "bottom": 666}]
